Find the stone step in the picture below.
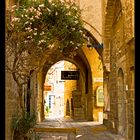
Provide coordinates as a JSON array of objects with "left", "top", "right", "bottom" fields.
[
  {"left": 107, "top": 133, "right": 125, "bottom": 140},
  {"left": 92, "top": 125, "right": 107, "bottom": 133},
  {"left": 34, "top": 127, "right": 76, "bottom": 134}
]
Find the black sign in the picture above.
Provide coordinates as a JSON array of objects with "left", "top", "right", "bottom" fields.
[{"left": 61, "top": 71, "right": 79, "bottom": 80}]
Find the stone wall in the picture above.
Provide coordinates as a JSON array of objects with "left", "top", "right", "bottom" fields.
[
  {"left": 6, "top": 0, "right": 14, "bottom": 9},
  {"left": 64, "top": 62, "right": 77, "bottom": 117},
  {"left": 79, "top": 0, "right": 102, "bottom": 43},
  {"left": 5, "top": 72, "right": 19, "bottom": 140},
  {"left": 102, "top": 0, "right": 134, "bottom": 139},
  {"left": 82, "top": 45, "right": 103, "bottom": 121}
]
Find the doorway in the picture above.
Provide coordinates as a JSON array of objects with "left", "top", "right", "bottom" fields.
[{"left": 43, "top": 60, "right": 78, "bottom": 119}]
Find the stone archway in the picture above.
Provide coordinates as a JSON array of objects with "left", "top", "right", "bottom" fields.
[
  {"left": 38, "top": 40, "right": 104, "bottom": 122},
  {"left": 37, "top": 51, "right": 93, "bottom": 121},
  {"left": 117, "top": 68, "right": 126, "bottom": 136},
  {"left": 28, "top": 14, "right": 104, "bottom": 121},
  {"left": 34, "top": 27, "right": 104, "bottom": 121}
]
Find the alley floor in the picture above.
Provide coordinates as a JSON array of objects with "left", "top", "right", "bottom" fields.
[{"left": 32, "top": 117, "right": 125, "bottom": 140}]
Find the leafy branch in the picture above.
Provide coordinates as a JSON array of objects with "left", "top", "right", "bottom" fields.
[{"left": 6, "top": 0, "right": 86, "bottom": 115}]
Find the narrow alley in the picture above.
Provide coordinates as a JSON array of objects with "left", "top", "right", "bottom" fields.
[{"left": 5, "top": 0, "right": 134, "bottom": 140}]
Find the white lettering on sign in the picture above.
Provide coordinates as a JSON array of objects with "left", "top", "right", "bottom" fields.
[{"left": 93, "top": 78, "right": 103, "bottom": 82}]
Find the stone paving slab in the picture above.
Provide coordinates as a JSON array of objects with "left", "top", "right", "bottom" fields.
[
  {"left": 33, "top": 117, "right": 125, "bottom": 140},
  {"left": 33, "top": 131, "right": 119, "bottom": 140}
]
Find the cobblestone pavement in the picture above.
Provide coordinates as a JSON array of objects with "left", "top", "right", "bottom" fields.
[{"left": 33, "top": 117, "right": 125, "bottom": 140}]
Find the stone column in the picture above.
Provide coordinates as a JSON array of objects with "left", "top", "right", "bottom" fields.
[
  {"left": 86, "top": 93, "right": 93, "bottom": 121},
  {"left": 37, "top": 71, "right": 44, "bottom": 122}
]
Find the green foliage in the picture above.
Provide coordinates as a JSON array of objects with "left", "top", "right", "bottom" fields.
[
  {"left": 6, "top": 0, "right": 85, "bottom": 54},
  {"left": 45, "top": 106, "right": 50, "bottom": 113},
  {"left": 11, "top": 111, "right": 36, "bottom": 136}
]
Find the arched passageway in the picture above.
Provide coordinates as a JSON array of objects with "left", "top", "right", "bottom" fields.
[
  {"left": 41, "top": 56, "right": 92, "bottom": 121},
  {"left": 43, "top": 60, "right": 79, "bottom": 118},
  {"left": 35, "top": 31, "right": 104, "bottom": 123}
]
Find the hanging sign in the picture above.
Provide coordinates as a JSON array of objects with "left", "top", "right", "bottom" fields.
[
  {"left": 93, "top": 77, "right": 103, "bottom": 82},
  {"left": 44, "top": 85, "right": 52, "bottom": 91},
  {"left": 61, "top": 71, "right": 79, "bottom": 80}
]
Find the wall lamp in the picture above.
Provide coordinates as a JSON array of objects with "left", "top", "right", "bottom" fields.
[
  {"left": 87, "top": 41, "right": 103, "bottom": 49},
  {"left": 93, "top": 43, "right": 103, "bottom": 49},
  {"left": 86, "top": 35, "right": 103, "bottom": 49}
]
